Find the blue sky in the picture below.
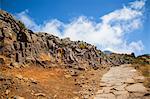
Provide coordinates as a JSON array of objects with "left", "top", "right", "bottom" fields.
[{"left": 0, "top": 0, "right": 150, "bottom": 55}]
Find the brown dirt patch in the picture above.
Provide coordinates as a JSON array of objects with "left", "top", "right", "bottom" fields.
[{"left": 0, "top": 66, "right": 80, "bottom": 99}]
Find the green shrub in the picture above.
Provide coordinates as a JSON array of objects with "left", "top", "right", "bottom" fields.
[{"left": 18, "top": 21, "right": 26, "bottom": 29}]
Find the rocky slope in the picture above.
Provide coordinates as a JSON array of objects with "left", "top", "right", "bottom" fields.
[
  {"left": 0, "top": 10, "right": 137, "bottom": 69},
  {"left": 0, "top": 10, "right": 150, "bottom": 99}
]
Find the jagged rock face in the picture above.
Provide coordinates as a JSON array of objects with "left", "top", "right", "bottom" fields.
[
  {"left": 106, "top": 53, "right": 135, "bottom": 66},
  {"left": 0, "top": 10, "right": 136, "bottom": 69},
  {"left": 0, "top": 10, "right": 102, "bottom": 69}
]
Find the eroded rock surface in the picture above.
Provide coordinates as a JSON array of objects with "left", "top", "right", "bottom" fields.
[{"left": 0, "top": 10, "right": 137, "bottom": 70}]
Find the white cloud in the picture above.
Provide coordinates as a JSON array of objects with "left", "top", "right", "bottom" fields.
[
  {"left": 15, "top": 0, "right": 146, "bottom": 54},
  {"left": 40, "top": 19, "right": 62, "bottom": 36},
  {"left": 130, "top": 0, "right": 146, "bottom": 9},
  {"left": 15, "top": 9, "right": 40, "bottom": 31}
]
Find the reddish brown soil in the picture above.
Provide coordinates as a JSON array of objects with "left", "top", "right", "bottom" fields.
[{"left": 0, "top": 66, "right": 80, "bottom": 99}]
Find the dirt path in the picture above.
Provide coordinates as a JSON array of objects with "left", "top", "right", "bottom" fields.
[{"left": 94, "top": 64, "right": 150, "bottom": 99}]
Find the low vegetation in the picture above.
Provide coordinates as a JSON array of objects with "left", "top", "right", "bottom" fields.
[{"left": 18, "top": 21, "right": 26, "bottom": 30}]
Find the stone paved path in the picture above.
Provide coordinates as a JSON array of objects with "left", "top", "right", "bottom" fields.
[{"left": 94, "top": 64, "right": 150, "bottom": 99}]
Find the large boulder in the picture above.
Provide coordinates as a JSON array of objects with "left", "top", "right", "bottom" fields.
[{"left": 0, "top": 58, "right": 4, "bottom": 64}]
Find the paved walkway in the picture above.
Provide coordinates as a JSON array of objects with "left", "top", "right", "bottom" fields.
[{"left": 94, "top": 64, "right": 149, "bottom": 99}]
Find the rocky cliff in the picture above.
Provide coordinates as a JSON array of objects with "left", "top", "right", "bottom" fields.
[{"left": 0, "top": 10, "right": 137, "bottom": 70}]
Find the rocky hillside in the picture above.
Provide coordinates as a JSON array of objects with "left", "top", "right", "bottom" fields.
[
  {"left": 0, "top": 10, "right": 137, "bottom": 69},
  {"left": 0, "top": 10, "right": 149, "bottom": 99}
]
